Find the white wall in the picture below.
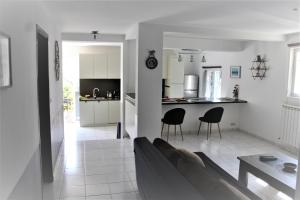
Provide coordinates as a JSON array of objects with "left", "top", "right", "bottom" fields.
[
  {"left": 164, "top": 36, "right": 245, "bottom": 52},
  {"left": 136, "top": 23, "right": 163, "bottom": 141},
  {"left": 0, "top": 2, "right": 63, "bottom": 199},
  {"left": 237, "top": 41, "right": 289, "bottom": 143},
  {"left": 126, "top": 39, "right": 136, "bottom": 93}
]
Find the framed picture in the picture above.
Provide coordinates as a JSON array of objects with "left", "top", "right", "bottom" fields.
[
  {"left": 230, "top": 66, "right": 241, "bottom": 78},
  {"left": 0, "top": 32, "right": 12, "bottom": 88}
]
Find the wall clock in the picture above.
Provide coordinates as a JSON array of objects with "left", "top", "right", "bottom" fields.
[
  {"left": 55, "top": 40, "right": 60, "bottom": 81},
  {"left": 145, "top": 50, "right": 158, "bottom": 70}
]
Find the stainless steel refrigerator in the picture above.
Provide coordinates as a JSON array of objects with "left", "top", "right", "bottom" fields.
[{"left": 184, "top": 75, "right": 199, "bottom": 98}]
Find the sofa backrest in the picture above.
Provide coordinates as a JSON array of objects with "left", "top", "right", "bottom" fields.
[{"left": 134, "top": 137, "right": 205, "bottom": 200}]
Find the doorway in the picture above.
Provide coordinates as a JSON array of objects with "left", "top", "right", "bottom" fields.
[
  {"left": 62, "top": 42, "right": 123, "bottom": 141},
  {"left": 36, "top": 25, "right": 53, "bottom": 183}
]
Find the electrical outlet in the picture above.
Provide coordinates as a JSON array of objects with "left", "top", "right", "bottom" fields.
[{"left": 230, "top": 122, "right": 236, "bottom": 126}]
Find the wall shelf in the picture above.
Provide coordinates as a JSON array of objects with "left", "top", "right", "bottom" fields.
[{"left": 250, "top": 55, "right": 269, "bottom": 80}]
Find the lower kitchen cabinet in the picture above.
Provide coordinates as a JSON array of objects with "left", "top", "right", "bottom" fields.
[
  {"left": 94, "top": 101, "right": 109, "bottom": 124},
  {"left": 80, "top": 101, "right": 94, "bottom": 126},
  {"left": 80, "top": 100, "right": 120, "bottom": 127},
  {"left": 109, "top": 101, "right": 120, "bottom": 123}
]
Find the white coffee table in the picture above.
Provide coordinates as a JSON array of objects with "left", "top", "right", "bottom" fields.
[{"left": 237, "top": 154, "right": 297, "bottom": 198}]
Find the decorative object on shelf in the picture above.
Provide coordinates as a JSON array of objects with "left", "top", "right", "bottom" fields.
[
  {"left": 230, "top": 66, "right": 241, "bottom": 78},
  {"left": 54, "top": 40, "right": 60, "bottom": 81},
  {"left": 0, "top": 32, "right": 12, "bottom": 88},
  {"left": 145, "top": 50, "right": 158, "bottom": 69},
  {"left": 250, "top": 55, "right": 269, "bottom": 80},
  {"left": 201, "top": 55, "right": 206, "bottom": 63},
  {"left": 232, "top": 84, "right": 239, "bottom": 100},
  {"left": 91, "top": 30, "right": 99, "bottom": 40}
]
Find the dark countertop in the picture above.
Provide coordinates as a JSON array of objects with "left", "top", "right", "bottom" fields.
[
  {"left": 80, "top": 97, "right": 120, "bottom": 102},
  {"left": 162, "top": 97, "right": 247, "bottom": 105},
  {"left": 125, "top": 93, "right": 247, "bottom": 105}
]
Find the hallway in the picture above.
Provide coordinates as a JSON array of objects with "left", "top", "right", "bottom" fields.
[{"left": 45, "top": 124, "right": 141, "bottom": 200}]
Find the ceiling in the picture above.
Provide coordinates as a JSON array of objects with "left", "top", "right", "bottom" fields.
[{"left": 44, "top": 1, "right": 300, "bottom": 37}]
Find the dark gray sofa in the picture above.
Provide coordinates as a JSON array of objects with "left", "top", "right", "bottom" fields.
[{"left": 134, "top": 137, "right": 261, "bottom": 200}]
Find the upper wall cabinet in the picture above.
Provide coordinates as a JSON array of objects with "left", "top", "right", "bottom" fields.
[
  {"left": 94, "top": 54, "right": 108, "bottom": 78},
  {"left": 80, "top": 54, "right": 94, "bottom": 79},
  {"left": 80, "top": 50, "right": 120, "bottom": 79},
  {"left": 107, "top": 51, "right": 121, "bottom": 79}
]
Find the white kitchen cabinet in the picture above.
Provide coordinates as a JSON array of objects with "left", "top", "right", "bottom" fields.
[
  {"left": 162, "top": 53, "right": 168, "bottom": 79},
  {"left": 79, "top": 51, "right": 120, "bottom": 79},
  {"left": 168, "top": 56, "right": 184, "bottom": 84},
  {"left": 80, "top": 101, "right": 94, "bottom": 126},
  {"left": 125, "top": 100, "right": 137, "bottom": 139},
  {"left": 167, "top": 84, "right": 184, "bottom": 98},
  {"left": 107, "top": 52, "right": 121, "bottom": 78},
  {"left": 94, "top": 54, "right": 107, "bottom": 78},
  {"left": 79, "top": 54, "right": 94, "bottom": 79},
  {"left": 94, "top": 101, "right": 109, "bottom": 125},
  {"left": 109, "top": 101, "right": 120, "bottom": 123}
]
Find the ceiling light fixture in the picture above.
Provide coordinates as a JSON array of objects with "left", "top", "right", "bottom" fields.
[
  {"left": 201, "top": 55, "right": 206, "bottom": 63},
  {"left": 91, "top": 31, "right": 99, "bottom": 40},
  {"left": 178, "top": 54, "right": 182, "bottom": 62},
  {"left": 190, "top": 55, "right": 194, "bottom": 62}
]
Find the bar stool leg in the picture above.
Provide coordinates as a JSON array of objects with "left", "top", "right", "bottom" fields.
[
  {"left": 218, "top": 123, "right": 222, "bottom": 139},
  {"left": 167, "top": 125, "right": 170, "bottom": 142},
  {"left": 210, "top": 123, "right": 212, "bottom": 136},
  {"left": 197, "top": 121, "right": 202, "bottom": 136},
  {"left": 179, "top": 125, "right": 184, "bottom": 141},
  {"left": 207, "top": 123, "right": 209, "bottom": 140},
  {"left": 175, "top": 125, "right": 177, "bottom": 137},
  {"left": 161, "top": 123, "right": 164, "bottom": 138}
]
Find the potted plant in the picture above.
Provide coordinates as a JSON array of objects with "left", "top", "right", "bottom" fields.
[{"left": 233, "top": 84, "right": 239, "bottom": 100}]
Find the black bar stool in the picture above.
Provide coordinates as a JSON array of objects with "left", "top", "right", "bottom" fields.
[
  {"left": 161, "top": 108, "right": 185, "bottom": 141},
  {"left": 197, "top": 107, "right": 224, "bottom": 140}
]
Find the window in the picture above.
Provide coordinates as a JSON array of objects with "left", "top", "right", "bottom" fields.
[
  {"left": 289, "top": 47, "right": 300, "bottom": 97},
  {"left": 204, "top": 69, "right": 222, "bottom": 98}
]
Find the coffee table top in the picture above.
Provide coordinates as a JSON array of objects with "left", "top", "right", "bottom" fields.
[{"left": 238, "top": 153, "right": 297, "bottom": 190}]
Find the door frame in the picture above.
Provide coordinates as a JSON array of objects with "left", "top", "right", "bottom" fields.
[{"left": 36, "top": 24, "right": 53, "bottom": 183}]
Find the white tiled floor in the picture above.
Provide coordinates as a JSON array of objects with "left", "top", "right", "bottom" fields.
[{"left": 49, "top": 122, "right": 296, "bottom": 200}]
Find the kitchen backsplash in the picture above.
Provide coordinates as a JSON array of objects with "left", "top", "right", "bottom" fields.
[{"left": 80, "top": 79, "right": 120, "bottom": 98}]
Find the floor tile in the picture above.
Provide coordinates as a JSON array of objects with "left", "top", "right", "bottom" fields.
[
  {"left": 86, "top": 183, "right": 110, "bottom": 196},
  {"left": 86, "top": 195, "right": 112, "bottom": 200},
  {"left": 64, "top": 175, "right": 85, "bottom": 186},
  {"left": 86, "top": 174, "right": 107, "bottom": 185},
  {"left": 111, "top": 192, "right": 142, "bottom": 200},
  {"left": 109, "top": 181, "right": 135, "bottom": 194},
  {"left": 62, "top": 185, "right": 85, "bottom": 198}
]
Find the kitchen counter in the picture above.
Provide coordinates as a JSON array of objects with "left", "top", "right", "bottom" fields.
[
  {"left": 162, "top": 97, "right": 247, "bottom": 105},
  {"left": 80, "top": 97, "right": 120, "bottom": 102},
  {"left": 125, "top": 94, "right": 247, "bottom": 105}
]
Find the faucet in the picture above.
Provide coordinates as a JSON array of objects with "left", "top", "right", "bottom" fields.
[{"left": 93, "top": 88, "right": 99, "bottom": 98}]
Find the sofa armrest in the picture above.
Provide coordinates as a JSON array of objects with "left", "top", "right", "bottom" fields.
[{"left": 194, "top": 152, "right": 262, "bottom": 200}]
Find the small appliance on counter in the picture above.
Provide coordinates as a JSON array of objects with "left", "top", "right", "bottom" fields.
[
  {"left": 106, "top": 91, "right": 113, "bottom": 99},
  {"left": 184, "top": 75, "right": 199, "bottom": 98}
]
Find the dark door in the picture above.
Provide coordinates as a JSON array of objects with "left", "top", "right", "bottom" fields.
[{"left": 36, "top": 25, "right": 53, "bottom": 183}]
